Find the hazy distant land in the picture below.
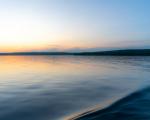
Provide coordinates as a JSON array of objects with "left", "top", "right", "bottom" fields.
[{"left": 0, "top": 49, "right": 150, "bottom": 56}]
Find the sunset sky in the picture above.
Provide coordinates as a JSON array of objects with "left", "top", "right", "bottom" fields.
[{"left": 0, "top": 0, "right": 150, "bottom": 52}]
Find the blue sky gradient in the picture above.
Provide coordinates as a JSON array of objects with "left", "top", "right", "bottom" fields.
[{"left": 0, "top": 0, "right": 150, "bottom": 52}]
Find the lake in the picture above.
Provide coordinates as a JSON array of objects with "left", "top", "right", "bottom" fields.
[{"left": 0, "top": 56, "right": 150, "bottom": 120}]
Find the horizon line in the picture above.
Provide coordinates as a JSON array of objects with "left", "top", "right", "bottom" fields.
[{"left": 0, "top": 49, "right": 150, "bottom": 56}]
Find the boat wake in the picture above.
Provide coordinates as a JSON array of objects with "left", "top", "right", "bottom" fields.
[{"left": 71, "top": 87, "right": 150, "bottom": 120}]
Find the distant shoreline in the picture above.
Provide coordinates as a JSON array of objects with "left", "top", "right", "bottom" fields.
[{"left": 0, "top": 49, "right": 150, "bottom": 56}]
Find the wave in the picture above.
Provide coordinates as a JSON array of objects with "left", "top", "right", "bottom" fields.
[{"left": 71, "top": 87, "right": 150, "bottom": 120}]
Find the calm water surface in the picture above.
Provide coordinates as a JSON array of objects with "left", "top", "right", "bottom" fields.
[{"left": 0, "top": 56, "right": 150, "bottom": 120}]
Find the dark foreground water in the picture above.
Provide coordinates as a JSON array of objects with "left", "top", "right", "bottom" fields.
[{"left": 0, "top": 56, "right": 150, "bottom": 120}]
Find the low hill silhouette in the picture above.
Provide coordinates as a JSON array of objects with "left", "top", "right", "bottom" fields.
[{"left": 0, "top": 49, "right": 150, "bottom": 56}]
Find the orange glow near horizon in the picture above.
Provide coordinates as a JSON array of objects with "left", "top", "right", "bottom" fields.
[
  {"left": 0, "top": 39, "right": 122, "bottom": 52},
  {"left": 0, "top": 41, "right": 111, "bottom": 52},
  {"left": 0, "top": 5, "right": 123, "bottom": 52}
]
